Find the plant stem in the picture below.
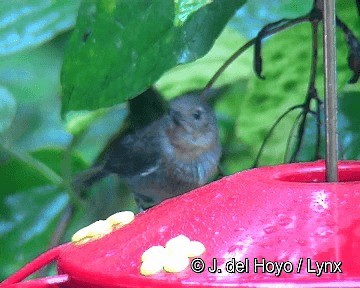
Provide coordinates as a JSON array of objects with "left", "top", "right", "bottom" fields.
[
  {"left": 0, "top": 143, "right": 83, "bottom": 208},
  {"left": 202, "top": 16, "right": 309, "bottom": 95},
  {"left": 252, "top": 104, "right": 304, "bottom": 168},
  {"left": 0, "top": 143, "right": 62, "bottom": 186}
]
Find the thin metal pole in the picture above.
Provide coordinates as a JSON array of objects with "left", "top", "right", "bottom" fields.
[{"left": 322, "top": 0, "right": 338, "bottom": 182}]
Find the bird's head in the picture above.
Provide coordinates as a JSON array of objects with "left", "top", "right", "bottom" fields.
[{"left": 166, "top": 94, "right": 219, "bottom": 154}]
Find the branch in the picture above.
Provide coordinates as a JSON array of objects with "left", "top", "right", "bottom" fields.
[
  {"left": 254, "top": 18, "right": 294, "bottom": 79},
  {"left": 201, "top": 16, "right": 309, "bottom": 96},
  {"left": 336, "top": 16, "right": 360, "bottom": 84},
  {"left": 284, "top": 112, "right": 304, "bottom": 162},
  {"left": 0, "top": 143, "right": 63, "bottom": 186},
  {"left": 289, "top": 18, "right": 320, "bottom": 162},
  {"left": 252, "top": 104, "right": 304, "bottom": 168}
]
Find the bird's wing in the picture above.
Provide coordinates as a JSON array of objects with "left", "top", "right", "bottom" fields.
[{"left": 103, "top": 128, "right": 161, "bottom": 177}]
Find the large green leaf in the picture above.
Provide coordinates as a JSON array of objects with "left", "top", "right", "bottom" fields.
[
  {"left": 61, "top": 0, "right": 246, "bottom": 113},
  {"left": 0, "top": 0, "right": 80, "bottom": 56},
  {"left": 174, "top": 0, "right": 212, "bottom": 26},
  {"left": 0, "top": 147, "right": 87, "bottom": 280},
  {"left": 0, "top": 185, "right": 68, "bottom": 280},
  {"left": 0, "top": 152, "right": 62, "bottom": 280},
  {"left": 0, "top": 151, "right": 49, "bottom": 193}
]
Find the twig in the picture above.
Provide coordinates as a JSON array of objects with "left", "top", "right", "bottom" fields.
[
  {"left": 40, "top": 135, "right": 87, "bottom": 277},
  {"left": 201, "top": 16, "right": 309, "bottom": 96},
  {"left": 289, "top": 18, "right": 320, "bottom": 162},
  {"left": 38, "top": 206, "right": 73, "bottom": 277},
  {"left": 284, "top": 112, "right": 304, "bottom": 162},
  {"left": 0, "top": 144, "right": 63, "bottom": 186},
  {"left": 49, "top": 206, "right": 73, "bottom": 248},
  {"left": 252, "top": 104, "right": 304, "bottom": 168},
  {"left": 289, "top": 109, "right": 311, "bottom": 162},
  {"left": 336, "top": 16, "right": 360, "bottom": 84},
  {"left": 47, "top": 134, "right": 87, "bottom": 251},
  {"left": 254, "top": 18, "right": 292, "bottom": 79}
]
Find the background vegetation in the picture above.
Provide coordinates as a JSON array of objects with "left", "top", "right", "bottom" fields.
[{"left": 0, "top": 0, "right": 359, "bottom": 279}]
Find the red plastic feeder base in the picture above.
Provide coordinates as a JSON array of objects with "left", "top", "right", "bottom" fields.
[{"left": 2, "top": 160, "right": 360, "bottom": 287}]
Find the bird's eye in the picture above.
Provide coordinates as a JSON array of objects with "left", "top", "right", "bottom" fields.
[{"left": 192, "top": 109, "right": 202, "bottom": 120}]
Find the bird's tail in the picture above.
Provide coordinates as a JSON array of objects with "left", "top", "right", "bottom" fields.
[{"left": 72, "top": 165, "right": 109, "bottom": 196}]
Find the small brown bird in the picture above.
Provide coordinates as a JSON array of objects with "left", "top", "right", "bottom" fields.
[{"left": 74, "top": 89, "right": 221, "bottom": 210}]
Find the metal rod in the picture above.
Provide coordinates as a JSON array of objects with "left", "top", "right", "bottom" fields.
[{"left": 322, "top": 0, "right": 338, "bottom": 182}]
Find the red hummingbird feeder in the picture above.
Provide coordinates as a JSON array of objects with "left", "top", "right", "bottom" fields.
[
  {"left": 1, "top": 160, "right": 360, "bottom": 288},
  {"left": 1, "top": 1, "right": 359, "bottom": 287}
]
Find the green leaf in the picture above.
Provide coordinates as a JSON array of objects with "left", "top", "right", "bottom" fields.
[
  {"left": 65, "top": 108, "right": 111, "bottom": 136},
  {"left": 177, "top": 0, "right": 246, "bottom": 63},
  {"left": 174, "top": 0, "right": 212, "bottom": 26},
  {"left": 0, "top": 0, "right": 80, "bottom": 56},
  {"left": 61, "top": 0, "right": 246, "bottom": 113},
  {"left": 0, "top": 151, "right": 49, "bottom": 193},
  {"left": 0, "top": 155, "right": 64, "bottom": 280},
  {"left": 0, "top": 186, "right": 68, "bottom": 280},
  {"left": 0, "top": 147, "right": 87, "bottom": 280},
  {"left": 0, "top": 86, "right": 16, "bottom": 134}
]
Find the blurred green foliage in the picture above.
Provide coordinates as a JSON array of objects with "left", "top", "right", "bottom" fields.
[{"left": 0, "top": 0, "right": 359, "bottom": 280}]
